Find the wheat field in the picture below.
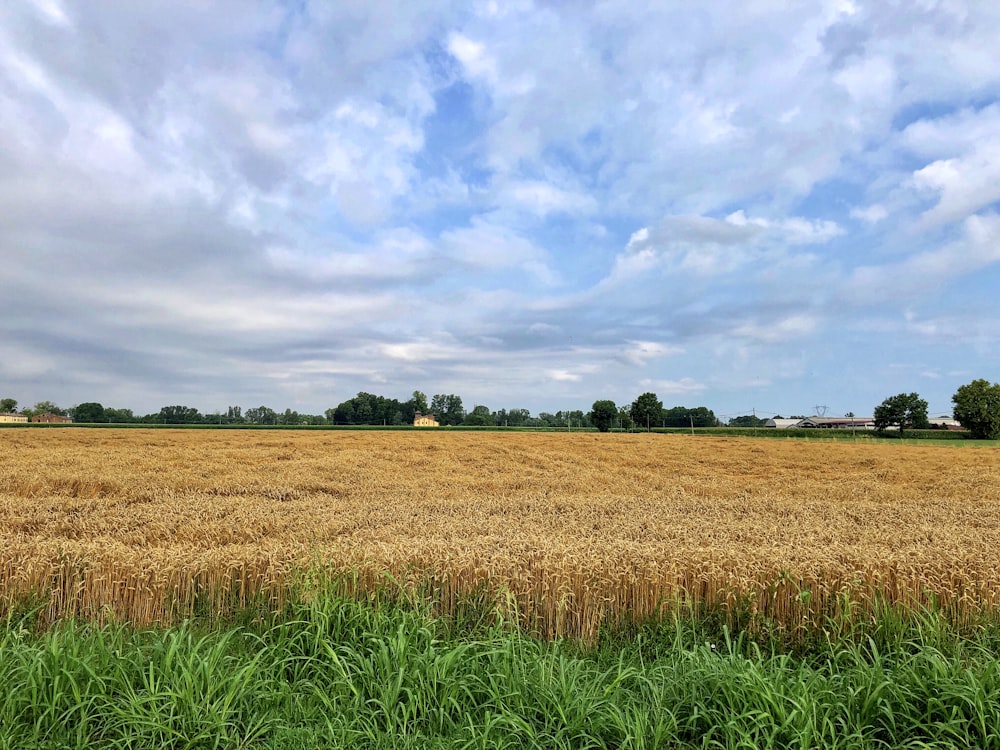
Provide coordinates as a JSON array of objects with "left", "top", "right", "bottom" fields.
[{"left": 2, "top": 428, "right": 999, "bottom": 638}]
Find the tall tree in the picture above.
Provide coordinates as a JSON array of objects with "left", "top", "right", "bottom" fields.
[
  {"left": 590, "top": 400, "right": 618, "bottom": 432},
  {"left": 279, "top": 408, "right": 302, "bottom": 425},
  {"left": 496, "top": 408, "right": 530, "bottom": 427},
  {"left": 687, "top": 407, "right": 719, "bottom": 427},
  {"left": 873, "top": 393, "right": 929, "bottom": 436},
  {"left": 0, "top": 398, "right": 17, "bottom": 413},
  {"left": 104, "top": 408, "right": 135, "bottom": 423},
  {"left": 662, "top": 406, "right": 690, "bottom": 427},
  {"left": 72, "top": 402, "right": 105, "bottom": 423},
  {"left": 618, "top": 406, "right": 634, "bottom": 431},
  {"left": 952, "top": 379, "right": 1000, "bottom": 439},
  {"left": 158, "top": 405, "right": 202, "bottom": 424},
  {"left": 430, "top": 394, "right": 465, "bottom": 425},
  {"left": 245, "top": 406, "right": 277, "bottom": 425},
  {"left": 411, "top": 391, "right": 429, "bottom": 414},
  {"left": 463, "top": 404, "right": 493, "bottom": 426},
  {"left": 31, "top": 400, "right": 66, "bottom": 417},
  {"left": 630, "top": 392, "right": 663, "bottom": 430}
]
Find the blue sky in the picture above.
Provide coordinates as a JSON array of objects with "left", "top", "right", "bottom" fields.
[{"left": 1, "top": 0, "right": 999, "bottom": 419}]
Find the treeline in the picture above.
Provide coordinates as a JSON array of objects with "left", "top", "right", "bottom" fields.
[
  {"left": 0, "top": 394, "right": 588, "bottom": 428},
  {"left": 1, "top": 392, "right": 718, "bottom": 431},
  {"left": 327, "top": 391, "right": 598, "bottom": 428},
  {"left": 6, "top": 379, "right": 1000, "bottom": 439},
  {"left": 589, "top": 393, "right": 720, "bottom": 432}
]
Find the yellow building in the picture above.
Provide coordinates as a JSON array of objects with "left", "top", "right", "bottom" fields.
[
  {"left": 413, "top": 412, "right": 439, "bottom": 427},
  {"left": 0, "top": 413, "right": 28, "bottom": 423}
]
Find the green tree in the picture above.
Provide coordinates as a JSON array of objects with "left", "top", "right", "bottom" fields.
[
  {"left": 411, "top": 391, "right": 429, "bottom": 414},
  {"left": 329, "top": 402, "right": 353, "bottom": 425},
  {"left": 728, "top": 414, "right": 764, "bottom": 428},
  {"left": 245, "top": 406, "right": 277, "bottom": 425},
  {"left": 30, "top": 400, "right": 66, "bottom": 417},
  {"left": 104, "top": 408, "right": 135, "bottom": 423},
  {"left": 618, "top": 406, "right": 634, "bottom": 431},
  {"left": 537, "top": 412, "right": 562, "bottom": 428},
  {"left": 590, "top": 400, "right": 618, "bottom": 432},
  {"left": 687, "top": 406, "right": 719, "bottom": 427},
  {"left": 463, "top": 405, "right": 493, "bottom": 426},
  {"left": 0, "top": 398, "right": 17, "bottom": 413},
  {"left": 431, "top": 394, "right": 465, "bottom": 426},
  {"left": 952, "top": 379, "right": 1000, "bottom": 439},
  {"left": 158, "top": 405, "right": 202, "bottom": 424},
  {"left": 279, "top": 408, "right": 302, "bottom": 425},
  {"left": 495, "top": 408, "right": 530, "bottom": 427},
  {"left": 873, "top": 393, "right": 929, "bottom": 436},
  {"left": 72, "top": 402, "right": 105, "bottom": 423},
  {"left": 662, "top": 406, "right": 689, "bottom": 427},
  {"left": 630, "top": 392, "right": 662, "bottom": 430}
]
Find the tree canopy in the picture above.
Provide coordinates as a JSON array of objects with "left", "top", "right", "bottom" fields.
[
  {"left": 72, "top": 402, "right": 105, "bottom": 423},
  {"left": 23, "top": 400, "right": 67, "bottom": 417},
  {"left": 158, "top": 405, "right": 202, "bottom": 424},
  {"left": 952, "top": 379, "right": 1000, "bottom": 439},
  {"left": 590, "top": 400, "right": 618, "bottom": 432},
  {"left": 630, "top": 392, "right": 663, "bottom": 430},
  {"left": 327, "top": 392, "right": 413, "bottom": 426},
  {"left": 873, "top": 393, "right": 929, "bottom": 436},
  {"left": 662, "top": 405, "right": 719, "bottom": 428},
  {"left": 430, "top": 394, "right": 465, "bottom": 426},
  {"left": 463, "top": 405, "right": 493, "bottom": 426}
]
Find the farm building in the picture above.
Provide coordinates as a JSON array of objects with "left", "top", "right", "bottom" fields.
[
  {"left": 763, "top": 418, "right": 802, "bottom": 429},
  {"left": 32, "top": 413, "right": 72, "bottom": 424},
  {"left": 927, "top": 417, "right": 963, "bottom": 430},
  {"left": 796, "top": 417, "right": 876, "bottom": 430},
  {"left": 413, "top": 412, "right": 439, "bottom": 427},
  {"left": 0, "top": 413, "right": 28, "bottom": 423}
]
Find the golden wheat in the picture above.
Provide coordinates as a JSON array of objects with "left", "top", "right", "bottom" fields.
[{"left": 2, "top": 429, "right": 999, "bottom": 638}]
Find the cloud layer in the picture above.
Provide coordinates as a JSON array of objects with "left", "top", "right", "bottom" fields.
[{"left": 2, "top": 0, "right": 999, "bottom": 418}]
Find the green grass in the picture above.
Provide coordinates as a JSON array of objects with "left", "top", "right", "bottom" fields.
[{"left": 4, "top": 589, "right": 1000, "bottom": 749}]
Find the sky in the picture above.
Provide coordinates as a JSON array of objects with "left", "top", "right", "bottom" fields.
[{"left": 2, "top": 1, "right": 999, "bottom": 420}]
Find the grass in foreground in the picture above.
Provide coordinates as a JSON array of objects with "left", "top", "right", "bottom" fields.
[{"left": 3, "top": 592, "right": 1000, "bottom": 750}]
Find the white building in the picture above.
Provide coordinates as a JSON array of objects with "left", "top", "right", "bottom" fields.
[{"left": 762, "top": 418, "right": 803, "bottom": 429}]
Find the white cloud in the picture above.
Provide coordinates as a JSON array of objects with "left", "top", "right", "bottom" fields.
[
  {"left": 447, "top": 33, "right": 496, "bottom": 81},
  {"left": 504, "top": 180, "right": 597, "bottom": 217},
  {"left": 640, "top": 377, "right": 706, "bottom": 395},
  {"left": 528, "top": 322, "right": 562, "bottom": 336},
  {"left": 671, "top": 94, "right": 742, "bottom": 144},
  {"left": 547, "top": 369, "right": 581, "bottom": 382},
  {"left": 724, "top": 211, "right": 843, "bottom": 244},
  {"left": 846, "top": 212, "right": 1000, "bottom": 300},
  {"left": 850, "top": 204, "right": 888, "bottom": 223},
  {"left": 380, "top": 341, "right": 453, "bottom": 363},
  {"left": 910, "top": 143, "right": 1000, "bottom": 228},
  {"left": 733, "top": 315, "right": 818, "bottom": 344},
  {"left": 833, "top": 56, "right": 896, "bottom": 106},
  {"left": 28, "top": 0, "right": 70, "bottom": 27},
  {"left": 439, "top": 218, "right": 557, "bottom": 284},
  {"left": 621, "top": 341, "right": 683, "bottom": 366},
  {"left": 604, "top": 211, "right": 837, "bottom": 286}
]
